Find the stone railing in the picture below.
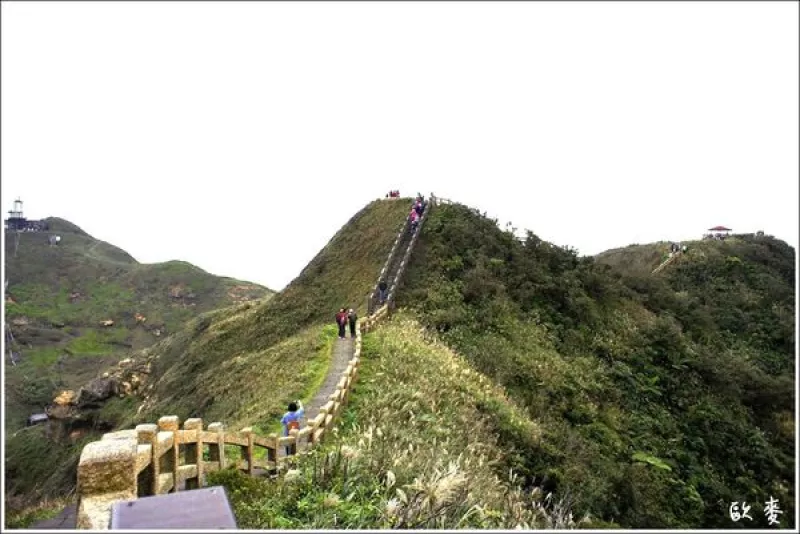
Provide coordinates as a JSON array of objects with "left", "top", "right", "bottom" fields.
[
  {"left": 367, "top": 196, "right": 435, "bottom": 315},
  {"left": 76, "top": 316, "right": 375, "bottom": 529},
  {"left": 75, "top": 196, "right": 433, "bottom": 529},
  {"left": 367, "top": 209, "right": 410, "bottom": 315},
  {"left": 385, "top": 198, "right": 432, "bottom": 312}
]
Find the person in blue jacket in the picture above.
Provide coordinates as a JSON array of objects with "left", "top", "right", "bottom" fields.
[{"left": 281, "top": 400, "right": 304, "bottom": 455}]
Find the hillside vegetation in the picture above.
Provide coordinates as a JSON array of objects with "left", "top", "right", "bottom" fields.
[
  {"left": 395, "top": 201, "right": 795, "bottom": 528},
  {"left": 4, "top": 199, "right": 411, "bottom": 517},
  {"left": 5, "top": 217, "right": 272, "bottom": 428},
  {"left": 6, "top": 199, "right": 795, "bottom": 530},
  {"left": 3, "top": 217, "right": 272, "bottom": 513},
  {"left": 208, "top": 314, "right": 577, "bottom": 529}
]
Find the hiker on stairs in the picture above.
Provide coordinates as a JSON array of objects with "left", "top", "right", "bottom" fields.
[
  {"left": 378, "top": 279, "right": 388, "bottom": 304},
  {"left": 409, "top": 207, "right": 419, "bottom": 233}
]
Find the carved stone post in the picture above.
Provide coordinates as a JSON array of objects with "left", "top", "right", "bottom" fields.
[
  {"left": 76, "top": 438, "right": 138, "bottom": 529},
  {"left": 158, "top": 415, "right": 180, "bottom": 492},
  {"left": 207, "top": 422, "right": 225, "bottom": 471},
  {"left": 183, "top": 418, "right": 203, "bottom": 489},
  {"left": 136, "top": 423, "right": 159, "bottom": 496}
]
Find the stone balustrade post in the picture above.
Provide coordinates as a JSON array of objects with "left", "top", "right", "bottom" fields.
[
  {"left": 76, "top": 437, "right": 138, "bottom": 529},
  {"left": 136, "top": 423, "right": 159, "bottom": 496},
  {"left": 183, "top": 418, "right": 203, "bottom": 489},
  {"left": 158, "top": 415, "right": 180, "bottom": 492},
  {"left": 267, "top": 433, "right": 279, "bottom": 470},
  {"left": 207, "top": 422, "right": 226, "bottom": 471},
  {"left": 241, "top": 427, "right": 255, "bottom": 476}
]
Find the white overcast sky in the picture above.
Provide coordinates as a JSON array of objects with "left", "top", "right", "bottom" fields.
[{"left": 2, "top": 1, "right": 798, "bottom": 291}]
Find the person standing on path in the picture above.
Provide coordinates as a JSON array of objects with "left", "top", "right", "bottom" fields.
[
  {"left": 347, "top": 308, "right": 358, "bottom": 338},
  {"left": 336, "top": 308, "right": 348, "bottom": 339},
  {"left": 281, "top": 400, "right": 305, "bottom": 456}
]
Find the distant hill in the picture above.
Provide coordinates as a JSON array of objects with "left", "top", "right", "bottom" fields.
[{"left": 4, "top": 217, "right": 274, "bottom": 435}]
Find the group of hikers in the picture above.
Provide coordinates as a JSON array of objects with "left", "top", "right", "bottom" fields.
[
  {"left": 669, "top": 242, "right": 687, "bottom": 254},
  {"left": 280, "top": 191, "right": 433, "bottom": 451},
  {"left": 409, "top": 194, "right": 426, "bottom": 232},
  {"left": 278, "top": 306, "right": 357, "bottom": 450},
  {"left": 335, "top": 307, "right": 358, "bottom": 339}
]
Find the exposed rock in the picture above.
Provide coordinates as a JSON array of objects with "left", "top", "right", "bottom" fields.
[
  {"left": 77, "top": 378, "right": 119, "bottom": 407},
  {"left": 12, "top": 317, "right": 29, "bottom": 326},
  {"left": 169, "top": 285, "right": 184, "bottom": 299},
  {"left": 54, "top": 390, "right": 78, "bottom": 406},
  {"left": 47, "top": 403, "right": 78, "bottom": 420}
]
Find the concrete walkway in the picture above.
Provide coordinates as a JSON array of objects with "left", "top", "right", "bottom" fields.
[
  {"left": 30, "top": 503, "right": 77, "bottom": 529},
  {"left": 30, "top": 337, "right": 358, "bottom": 529},
  {"left": 306, "top": 335, "right": 354, "bottom": 421}
]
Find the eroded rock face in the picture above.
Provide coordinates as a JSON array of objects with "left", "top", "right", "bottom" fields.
[{"left": 77, "top": 378, "right": 119, "bottom": 407}]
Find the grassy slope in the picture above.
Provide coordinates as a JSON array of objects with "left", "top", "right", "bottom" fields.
[
  {"left": 4, "top": 218, "right": 272, "bottom": 429},
  {"left": 595, "top": 242, "right": 671, "bottom": 275},
  {"left": 3, "top": 217, "right": 272, "bottom": 513},
  {"left": 209, "top": 314, "right": 579, "bottom": 529},
  {"left": 132, "top": 198, "right": 411, "bottom": 427},
  {"left": 393, "top": 201, "right": 795, "bottom": 529},
  {"left": 4, "top": 198, "right": 412, "bottom": 518}
]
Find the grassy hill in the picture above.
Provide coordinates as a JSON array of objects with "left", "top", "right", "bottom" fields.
[
  {"left": 394, "top": 201, "right": 795, "bottom": 528},
  {"left": 3, "top": 217, "right": 273, "bottom": 512},
  {"left": 4, "top": 217, "right": 273, "bottom": 429},
  {"left": 5, "top": 200, "right": 795, "bottom": 529},
  {"left": 4, "top": 199, "right": 412, "bottom": 518}
]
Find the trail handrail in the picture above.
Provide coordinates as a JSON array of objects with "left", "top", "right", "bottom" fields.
[
  {"left": 386, "top": 198, "right": 433, "bottom": 310},
  {"left": 75, "top": 195, "right": 436, "bottom": 529},
  {"left": 652, "top": 250, "right": 681, "bottom": 274}
]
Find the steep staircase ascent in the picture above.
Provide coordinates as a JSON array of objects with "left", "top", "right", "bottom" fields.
[
  {"left": 286, "top": 197, "right": 432, "bottom": 457},
  {"left": 652, "top": 250, "right": 681, "bottom": 274},
  {"left": 367, "top": 216, "right": 411, "bottom": 315},
  {"left": 366, "top": 197, "right": 432, "bottom": 315}
]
